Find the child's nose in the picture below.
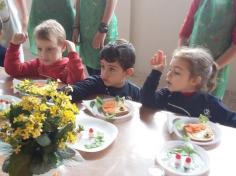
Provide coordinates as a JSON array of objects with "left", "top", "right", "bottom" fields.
[{"left": 101, "top": 70, "right": 108, "bottom": 80}]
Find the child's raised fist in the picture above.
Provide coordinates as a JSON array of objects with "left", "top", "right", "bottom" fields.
[
  {"left": 65, "top": 40, "right": 76, "bottom": 53},
  {"left": 150, "top": 50, "right": 166, "bottom": 71},
  {"left": 11, "top": 33, "right": 27, "bottom": 45}
]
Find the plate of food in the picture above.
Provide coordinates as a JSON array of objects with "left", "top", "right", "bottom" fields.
[
  {"left": 70, "top": 113, "right": 118, "bottom": 152},
  {"left": 172, "top": 115, "right": 221, "bottom": 146},
  {"left": 82, "top": 96, "right": 134, "bottom": 122},
  {"left": 156, "top": 141, "right": 210, "bottom": 176},
  {"left": 0, "top": 95, "right": 21, "bottom": 111},
  {"left": 13, "top": 79, "right": 58, "bottom": 96}
]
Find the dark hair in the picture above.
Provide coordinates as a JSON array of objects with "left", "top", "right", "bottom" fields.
[
  {"left": 173, "top": 47, "right": 218, "bottom": 92},
  {"left": 99, "top": 39, "right": 136, "bottom": 70}
]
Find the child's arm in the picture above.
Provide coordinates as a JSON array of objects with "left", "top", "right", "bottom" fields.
[
  {"left": 209, "top": 95, "right": 236, "bottom": 128},
  {"left": 61, "top": 40, "right": 86, "bottom": 84},
  {"left": 92, "top": 0, "right": 118, "bottom": 49},
  {"left": 4, "top": 33, "right": 39, "bottom": 77},
  {"left": 141, "top": 51, "right": 170, "bottom": 108},
  {"left": 67, "top": 76, "right": 104, "bottom": 102}
]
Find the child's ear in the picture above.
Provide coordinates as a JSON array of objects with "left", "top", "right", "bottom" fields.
[
  {"left": 191, "top": 76, "right": 202, "bottom": 86},
  {"left": 125, "top": 68, "right": 134, "bottom": 76}
]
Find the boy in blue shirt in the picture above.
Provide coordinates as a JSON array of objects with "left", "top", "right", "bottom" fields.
[{"left": 66, "top": 39, "right": 140, "bottom": 102}]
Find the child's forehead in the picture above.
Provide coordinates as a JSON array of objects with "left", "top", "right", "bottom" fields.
[
  {"left": 100, "top": 59, "right": 122, "bottom": 68},
  {"left": 170, "top": 58, "right": 189, "bottom": 69}
]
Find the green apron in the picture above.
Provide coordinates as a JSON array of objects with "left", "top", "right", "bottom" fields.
[
  {"left": 79, "top": 0, "right": 118, "bottom": 69},
  {"left": 189, "top": 0, "right": 235, "bottom": 99},
  {"left": 28, "top": 0, "right": 75, "bottom": 55}
]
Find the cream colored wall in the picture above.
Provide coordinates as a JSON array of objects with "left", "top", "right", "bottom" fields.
[{"left": 128, "top": 0, "right": 236, "bottom": 92}]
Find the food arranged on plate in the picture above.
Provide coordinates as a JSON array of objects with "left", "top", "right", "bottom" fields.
[
  {"left": 82, "top": 96, "right": 133, "bottom": 121},
  {"left": 183, "top": 123, "right": 214, "bottom": 142},
  {"left": 14, "top": 79, "right": 58, "bottom": 96},
  {"left": 173, "top": 114, "right": 221, "bottom": 146},
  {"left": 71, "top": 114, "right": 118, "bottom": 152},
  {"left": 156, "top": 141, "right": 210, "bottom": 176},
  {"left": 91, "top": 96, "right": 129, "bottom": 118}
]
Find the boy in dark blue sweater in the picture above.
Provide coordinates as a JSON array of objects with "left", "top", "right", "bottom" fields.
[
  {"left": 66, "top": 39, "right": 140, "bottom": 102},
  {"left": 141, "top": 47, "right": 236, "bottom": 128}
]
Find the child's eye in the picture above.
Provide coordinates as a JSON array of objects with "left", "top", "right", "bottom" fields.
[
  {"left": 37, "top": 48, "right": 42, "bottom": 52},
  {"left": 173, "top": 71, "right": 180, "bottom": 75},
  {"left": 47, "top": 48, "right": 53, "bottom": 52},
  {"left": 109, "top": 68, "right": 116, "bottom": 72}
]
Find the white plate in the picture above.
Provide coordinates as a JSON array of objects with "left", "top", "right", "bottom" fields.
[
  {"left": 156, "top": 141, "right": 210, "bottom": 176},
  {"left": 0, "top": 95, "right": 21, "bottom": 111},
  {"left": 172, "top": 116, "right": 221, "bottom": 146},
  {"left": 82, "top": 98, "right": 134, "bottom": 122},
  {"left": 70, "top": 112, "right": 118, "bottom": 152}
]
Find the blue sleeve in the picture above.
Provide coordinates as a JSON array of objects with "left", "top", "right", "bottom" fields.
[
  {"left": 140, "top": 70, "right": 170, "bottom": 108},
  {"left": 209, "top": 96, "right": 236, "bottom": 128},
  {"left": 71, "top": 76, "right": 104, "bottom": 102}
]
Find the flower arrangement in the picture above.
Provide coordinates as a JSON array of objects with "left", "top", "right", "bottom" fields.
[{"left": 0, "top": 80, "right": 79, "bottom": 176}]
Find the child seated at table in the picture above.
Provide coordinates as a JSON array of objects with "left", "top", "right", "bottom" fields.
[
  {"left": 64, "top": 39, "right": 140, "bottom": 102},
  {"left": 141, "top": 47, "right": 236, "bottom": 128},
  {"left": 4, "top": 19, "right": 86, "bottom": 84}
]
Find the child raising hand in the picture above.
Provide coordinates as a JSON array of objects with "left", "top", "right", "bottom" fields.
[
  {"left": 141, "top": 47, "right": 236, "bottom": 128},
  {"left": 4, "top": 19, "right": 86, "bottom": 84}
]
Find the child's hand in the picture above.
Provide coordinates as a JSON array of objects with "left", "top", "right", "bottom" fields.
[
  {"left": 65, "top": 40, "right": 76, "bottom": 52},
  {"left": 11, "top": 33, "right": 27, "bottom": 45},
  {"left": 150, "top": 50, "right": 166, "bottom": 72}
]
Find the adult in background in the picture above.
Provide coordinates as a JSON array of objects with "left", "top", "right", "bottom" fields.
[
  {"left": 178, "top": 0, "right": 236, "bottom": 99},
  {"left": 72, "top": 0, "right": 118, "bottom": 75}
]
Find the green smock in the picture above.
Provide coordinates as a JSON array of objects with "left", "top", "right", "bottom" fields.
[{"left": 189, "top": 0, "right": 235, "bottom": 99}]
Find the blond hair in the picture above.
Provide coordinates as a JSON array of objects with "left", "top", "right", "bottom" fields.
[
  {"left": 173, "top": 47, "right": 218, "bottom": 92},
  {"left": 34, "top": 19, "right": 66, "bottom": 44}
]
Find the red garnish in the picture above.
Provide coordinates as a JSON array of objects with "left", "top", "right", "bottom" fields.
[
  {"left": 89, "top": 128, "right": 94, "bottom": 133},
  {"left": 185, "top": 157, "right": 191, "bottom": 163},
  {"left": 175, "top": 153, "right": 181, "bottom": 159}
]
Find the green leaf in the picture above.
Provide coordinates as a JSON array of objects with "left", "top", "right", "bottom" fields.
[
  {"left": 57, "top": 147, "right": 75, "bottom": 159},
  {"left": 36, "top": 134, "right": 51, "bottom": 147},
  {"left": 55, "top": 123, "right": 73, "bottom": 143},
  {"left": 8, "top": 152, "right": 32, "bottom": 176},
  {"left": 199, "top": 114, "right": 209, "bottom": 123},
  {"left": 175, "top": 119, "right": 184, "bottom": 130}
]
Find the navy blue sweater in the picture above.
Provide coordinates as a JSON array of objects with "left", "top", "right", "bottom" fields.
[
  {"left": 141, "top": 70, "right": 236, "bottom": 128},
  {"left": 70, "top": 75, "right": 140, "bottom": 102}
]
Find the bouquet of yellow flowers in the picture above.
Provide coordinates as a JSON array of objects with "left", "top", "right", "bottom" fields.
[{"left": 0, "top": 80, "right": 79, "bottom": 176}]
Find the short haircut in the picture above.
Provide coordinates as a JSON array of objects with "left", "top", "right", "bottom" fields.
[
  {"left": 100, "top": 39, "right": 136, "bottom": 70},
  {"left": 34, "top": 19, "right": 66, "bottom": 44}
]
